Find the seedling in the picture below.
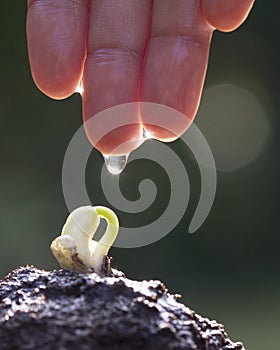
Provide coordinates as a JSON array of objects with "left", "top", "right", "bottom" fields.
[{"left": 50, "top": 206, "right": 119, "bottom": 274}]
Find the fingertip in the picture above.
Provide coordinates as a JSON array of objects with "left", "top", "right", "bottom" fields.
[
  {"left": 141, "top": 34, "right": 211, "bottom": 141},
  {"left": 82, "top": 100, "right": 143, "bottom": 156},
  {"left": 29, "top": 64, "right": 83, "bottom": 100},
  {"left": 202, "top": 0, "right": 255, "bottom": 32}
]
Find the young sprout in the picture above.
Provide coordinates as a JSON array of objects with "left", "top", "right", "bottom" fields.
[{"left": 50, "top": 206, "right": 119, "bottom": 275}]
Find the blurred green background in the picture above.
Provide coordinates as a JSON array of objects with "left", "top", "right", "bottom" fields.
[{"left": 0, "top": 2, "right": 279, "bottom": 349}]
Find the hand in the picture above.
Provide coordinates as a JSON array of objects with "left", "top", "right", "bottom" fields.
[{"left": 27, "top": 0, "right": 254, "bottom": 156}]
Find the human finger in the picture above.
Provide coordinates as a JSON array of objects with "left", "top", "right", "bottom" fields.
[
  {"left": 140, "top": 0, "right": 213, "bottom": 141},
  {"left": 82, "top": 0, "right": 152, "bottom": 156},
  {"left": 26, "top": 0, "right": 89, "bottom": 99}
]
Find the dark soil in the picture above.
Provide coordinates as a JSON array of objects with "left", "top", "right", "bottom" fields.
[{"left": 0, "top": 265, "right": 245, "bottom": 350}]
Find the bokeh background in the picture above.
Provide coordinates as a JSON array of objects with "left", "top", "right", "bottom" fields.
[{"left": 1, "top": 1, "right": 279, "bottom": 349}]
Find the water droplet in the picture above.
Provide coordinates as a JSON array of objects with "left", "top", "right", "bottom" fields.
[
  {"left": 75, "top": 79, "right": 84, "bottom": 95},
  {"left": 104, "top": 154, "right": 128, "bottom": 175},
  {"left": 142, "top": 127, "right": 153, "bottom": 140}
]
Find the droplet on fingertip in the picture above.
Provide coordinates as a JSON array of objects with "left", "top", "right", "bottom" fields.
[
  {"left": 142, "top": 127, "right": 153, "bottom": 140},
  {"left": 75, "top": 79, "right": 84, "bottom": 95}
]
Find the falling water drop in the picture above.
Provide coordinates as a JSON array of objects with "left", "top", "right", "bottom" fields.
[{"left": 104, "top": 154, "right": 128, "bottom": 175}]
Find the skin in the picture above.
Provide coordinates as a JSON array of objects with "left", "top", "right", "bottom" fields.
[{"left": 26, "top": 0, "right": 255, "bottom": 156}]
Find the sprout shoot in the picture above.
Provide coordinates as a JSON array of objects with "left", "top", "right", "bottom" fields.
[{"left": 50, "top": 206, "right": 119, "bottom": 274}]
